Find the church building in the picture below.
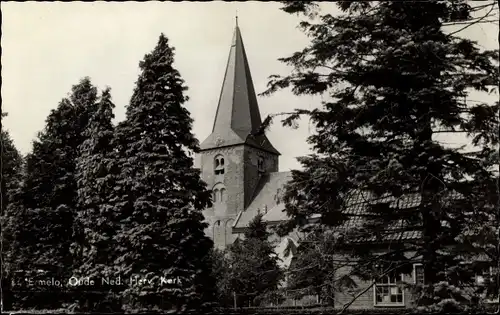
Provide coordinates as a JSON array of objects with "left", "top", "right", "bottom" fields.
[
  {"left": 196, "top": 22, "right": 422, "bottom": 308},
  {"left": 197, "top": 22, "right": 297, "bottom": 259},
  {"left": 195, "top": 22, "right": 496, "bottom": 310}
]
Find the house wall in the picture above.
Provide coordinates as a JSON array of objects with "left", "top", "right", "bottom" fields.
[
  {"left": 332, "top": 266, "right": 416, "bottom": 309},
  {"left": 281, "top": 249, "right": 420, "bottom": 310},
  {"left": 333, "top": 250, "right": 419, "bottom": 309}
]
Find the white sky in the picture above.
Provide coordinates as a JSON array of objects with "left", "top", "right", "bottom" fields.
[{"left": 2, "top": 2, "right": 498, "bottom": 171}]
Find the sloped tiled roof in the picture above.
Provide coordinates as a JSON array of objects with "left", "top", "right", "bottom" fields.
[
  {"left": 334, "top": 190, "right": 422, "bottom": 234},
  {"left": 341, "top": 190, "right": 422, "bottom": 215},
  {"left": 233, "top": 171, "right": 292, "bottom": 229},
  {"left": 235, "top": 174, "right": 464, "bottom": 244},
  {"left": 340, "top": 190, "right": 460, "bottom": 219},
  {"left": 323, "top": 190, "right": 463, "bottom": 243}
]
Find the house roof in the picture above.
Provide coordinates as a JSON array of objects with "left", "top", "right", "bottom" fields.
[
  {"left": 233, "top": 171, "right": 292, "bottom": 230},
  {"left": 335, "top": 190, "right": 422, "bottom": 232},
  {"left": 199, "top": 24, "right": 279, "bottom": 155},
  {"left": 234, "top": 175, "right": 464, "bottom": 244},
  {"left": 338, "top": 189, "right": 461, "bottom": 221},
  {"left": 308, "top": 190, "right": 463, "bottom": 243}
]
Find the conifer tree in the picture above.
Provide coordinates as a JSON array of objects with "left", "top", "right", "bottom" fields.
[
  {"left": 1, "top": 112, "right": 24, "bottom": 311},
  {"left": 71, "top": 87, "right": 121, "bottom": 312},
  {"left": 1, "top": 112, "right": 23, "bottom": 216},
  {"left": 9, "top": 78, "right": 99, "bottom": 309},
  {"left": 284, "top": 231, "right": 339, "bottom": 306},
  {"left": 209, "top": 249, "right": 233, "bottom": 308},
  {"left": 263, "top": 1, "right": 498, "bottom": 311},
  {"left": 229, "top": 214, "right": 283, "bottom": 307},
  {"left": 111, "top": 34, "right": 215, "bottom": 312}
]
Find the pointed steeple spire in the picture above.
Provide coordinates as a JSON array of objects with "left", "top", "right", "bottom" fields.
[{"left": 200, "top": 23, "right": 279, "bottom": 155}]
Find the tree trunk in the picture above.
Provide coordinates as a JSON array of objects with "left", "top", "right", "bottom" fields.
[
  {"left": 1, "top": 275, "right": 13, "bottom": 311},
  {"left": 418, "top": 118, "right": 444, "bottom": 299}
]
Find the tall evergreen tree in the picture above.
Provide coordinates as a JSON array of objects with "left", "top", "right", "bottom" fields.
[
  {"left": 229, "top": 214, "right": 283, "bottom": 307},
  {"left": 9, "top": 78, "right": 99, "bottom": 309},
  {"left": 209, "top": 249, "right": 234, "bottom": 308},
  {"left": 111, "top": 34, "right": 214, "bottom": 312},
  {"left": 1, "top": 112, "right": 24, "bottom": 311},
  {"left": 263, "top": 1, "right": 498, "bottom": 311},
  {"left": 284, "top": 230, "right": 344, "bottom": 306},
  {"left": 71, "top": 87, "right": 121, "bottom": 312},
  {"left": 1, "top": 112, "right": 23, "bottom": 216}
]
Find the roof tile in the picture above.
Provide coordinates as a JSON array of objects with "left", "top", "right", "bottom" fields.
[{"left": 235, "top": 178, "right": 464, "bottom": 243}]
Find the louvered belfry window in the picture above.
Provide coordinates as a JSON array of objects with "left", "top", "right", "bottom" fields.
[{"left": 215, "top": 155, "right": 225, "bottom": 175}]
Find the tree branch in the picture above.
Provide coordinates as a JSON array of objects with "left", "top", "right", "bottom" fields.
[{"left": 447, "top": 3, "right": 497, "bottom": 37}]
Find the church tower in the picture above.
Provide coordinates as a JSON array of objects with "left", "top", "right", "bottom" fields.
[{"left": 198, "top": 21, "right": 280, "bottom": 249}]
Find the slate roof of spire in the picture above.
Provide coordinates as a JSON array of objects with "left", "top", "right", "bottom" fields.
[{"left": 200, "top": 24, "right": 280, "bottom": 155}]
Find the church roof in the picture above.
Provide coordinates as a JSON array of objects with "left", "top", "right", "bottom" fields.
[
  {"left": 233, "top": 171, "right": 292, "bottom": 230},
  {"left": 262, "top": 202, "right": 287, "bottom": 223},
  {"left": 200, "top": 24, "right": 280, "bottom": 155}
]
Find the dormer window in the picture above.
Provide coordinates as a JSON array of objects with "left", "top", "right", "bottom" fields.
[
  {"left": 215, "top": 155, "right": 225, "bottom": 175},
  {"left": 257, "top": 156, "right": 265, "bottom": 172}
]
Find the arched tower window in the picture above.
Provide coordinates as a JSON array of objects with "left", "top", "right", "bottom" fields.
[
  {"left": 215, "top": 155, "right": 225, "bottom": 175},
  {"left": 257, "top": 156, "right": 265, "bottom": 172},
  {"left": 212, "top": 183, "right": 226, "bottom": 204},
  {"left": 212, "top": 189, "right": 219, "bottom": 202}
]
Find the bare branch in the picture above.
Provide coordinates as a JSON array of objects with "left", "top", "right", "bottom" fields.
[
  {"left": 432, "top": 130, "right": 467, "bottom": 134},
  {"left": 447, "top": 3, "right": 497, "bottom": 37}
]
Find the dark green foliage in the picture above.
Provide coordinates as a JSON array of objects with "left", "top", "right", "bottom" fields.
[
  {"left": 1, "top": 112, "right": 23, "bottom": 216},
  {"left": 207, "top": 304, "right": 499, "bottom": 315},
  {"left": 285, "top": 230, "right": 352, "bottom": 306},
  {"left": 71, "top": 87, "right": 122, "bottom": 312},
  {"left": 278, "top": 0, "right": 485, "bottom": 23},
  {"left": 1, "top": 112, "right": 24, "bottom": 311},
  {"left": 5, "top": 308, "right": 498, "bottom": 315},
  {"left": 210, "top": 249, "right": 234, "bottom": 307},
  {"left": 264, "top": 1, "right": 499, "bottom": 311},
  {"left": 229, "top": 214, "right": 284, "bottom": 307},
  {"left": 8, "top": 78, "right": 99, "bottom": 310},
  {"left": 110, "top": 33, "right": 215, "bottom": 312}
]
